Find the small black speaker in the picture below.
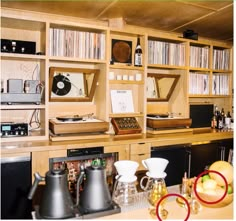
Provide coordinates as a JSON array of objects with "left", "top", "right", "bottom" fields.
[{"left": 183, "top": 30, "right": 198, "bottom": 40}]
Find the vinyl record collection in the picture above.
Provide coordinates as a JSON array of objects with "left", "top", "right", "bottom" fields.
[
  {"left": 190, "top": 45, "right": 209, "bottom": 68},
  {"left": 148, "top": 40, "right": 185, "bottom": 66},
  {"left": 212, "top": 74, "right": 230, "bottom": 95},
  {"left": 49, "top": 28, "right": 105, "bottom": 59},
  {"left": 189, "top": 72, "right": 209, "bottom": 95},
  {"left": 213, "top": 48, "right": 230, "bottom": 70}
]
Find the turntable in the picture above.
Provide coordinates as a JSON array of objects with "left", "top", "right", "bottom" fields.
[{"left": 49, "top": 114, "right": 109, "bottom": 140}]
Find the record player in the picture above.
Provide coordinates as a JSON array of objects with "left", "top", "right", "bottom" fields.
[{"left": 49, "top": 114, "right": 109, "bottom": 136}]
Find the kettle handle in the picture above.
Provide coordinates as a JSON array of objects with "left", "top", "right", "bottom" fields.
[
  {"left": 28, "top": 172, "right": 45, "bottom": 200},
  {"left": 75, "top": 168, "right": 85, "bottom": 207}
]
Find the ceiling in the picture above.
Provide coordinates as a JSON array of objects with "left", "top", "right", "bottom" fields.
[{"left": 1, "top": 0, "right": 233, "bottom": 43}]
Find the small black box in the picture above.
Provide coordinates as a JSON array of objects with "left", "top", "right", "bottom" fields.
[
  {"left": 183, "top": 30, "right": 198, "bottom": 40},
  {"left": 1, "top": 39, "right": 36, "bottom": 54}
]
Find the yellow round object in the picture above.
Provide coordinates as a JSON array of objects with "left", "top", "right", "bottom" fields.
[
  {"left": 196, "top": 183, "right": 204, "bottom": 193},
  {"left": 209, "top": 161, "right": 233, "bottom": 186},
  {"left": 203, "top": 179, "right": 217, "bottom": 190},
  {"left": 204, "top": 189, "right": 216, "bottom": 195}
]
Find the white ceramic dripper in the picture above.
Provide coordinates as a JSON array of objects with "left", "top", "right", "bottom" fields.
[
  {"left": 114, "top": 160, "right": 139, "bottom": 179},
  {"left": 142, "top": 157, "right": 169, "bottom": 178}
]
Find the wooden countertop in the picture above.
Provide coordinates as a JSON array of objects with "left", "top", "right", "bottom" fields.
[
  {"left": 98, "top": 185, "right": 234, "bottom": 220},
  {"left": 1, "top": 129, "right": 233, "bottom": 156}
]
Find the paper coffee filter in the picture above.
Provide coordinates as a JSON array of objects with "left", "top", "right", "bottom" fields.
[
  {"left": 114, "top": 160, "right": 139, "bottom": 176},
  {"left": 142, "top": 157, "right": 169, "bottom": 176}
]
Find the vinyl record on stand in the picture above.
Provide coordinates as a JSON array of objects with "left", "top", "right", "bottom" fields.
[{"left": 52, "top": 74, "right": 71, "bottom": 96}]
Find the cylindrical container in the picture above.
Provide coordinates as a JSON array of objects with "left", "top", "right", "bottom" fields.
[
  {"left": 122, "top": 75, "right": 128, "bottom": 80},
  {"left": 135, "top": 73, "right": 142, "bottom": 81},
  {"left": 109, "top": 71, "right": 115, "bottom": 80},
  {"left": 116, "top": 75, "right": 122, "bottom": 80},
  {"left": 129, "top": 76, "right": 134, "bottom": 81}
]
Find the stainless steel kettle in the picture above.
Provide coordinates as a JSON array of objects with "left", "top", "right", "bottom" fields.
[
  {"left": 77, "top": 165, "right": 112, "bottom": 212},
  {"left": 28, "top": 169, "right": 75, "bottom": 219}
]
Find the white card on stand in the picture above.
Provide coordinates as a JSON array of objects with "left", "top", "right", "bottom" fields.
[{"left": 110, "top": 90, "right": 134, "bottom": 113}]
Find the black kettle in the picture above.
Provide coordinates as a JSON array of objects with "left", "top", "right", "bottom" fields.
[
  {"left": 77, "top": 165, "right": 112, "bottom": 213},
  {"left": 28, "top": 169, "right": 75, "bottom": 219}
]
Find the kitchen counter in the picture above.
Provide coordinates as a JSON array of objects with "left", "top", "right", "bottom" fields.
[
  {"left": 99, "top": 185, "right": 234, "bottom": 220},
  {"left": 1, "top": 129, "right": 233, "bottom": 155}
]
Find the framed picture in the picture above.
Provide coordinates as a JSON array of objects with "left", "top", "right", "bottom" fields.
[
  {"left": 49, "top": 67, "right": 99, "bottom": 102},
  {"left": 111, "top": 39, "right": 132, "bottom": 64}
]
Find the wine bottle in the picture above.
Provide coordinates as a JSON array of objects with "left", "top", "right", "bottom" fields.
[
  {"left": 225, "top": 111, "right": 231, "bottom": 129},
  {"left": 134, "top": 36, "right": 142, "bottom": 66},
  {"left": 216, "top": 110, "right": 223, "bottom": 130}
]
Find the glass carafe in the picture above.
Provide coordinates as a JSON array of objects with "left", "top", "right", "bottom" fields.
[
  {"left": 141, "top": 177, "right": 168, "bottom": 219},
  {"left": 112, "top": 176, "right": 138, "bottom": 206}
]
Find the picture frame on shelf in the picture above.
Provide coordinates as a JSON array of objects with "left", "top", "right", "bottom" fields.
[
  {"left": 111, "top": 39, "right": 132, "bottom": 65},
  {"left": 49, "top": 67, "right": 99, "bottom": 102}
]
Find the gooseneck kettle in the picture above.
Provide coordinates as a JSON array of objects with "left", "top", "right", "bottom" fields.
[
  {"left": 28, "top": 169, "right": 75, "bottom": 219},
  {"left": 77, "top": 165, "right": 112, "bottom": 213}
]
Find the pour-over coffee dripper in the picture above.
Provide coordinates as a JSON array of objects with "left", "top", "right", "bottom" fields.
[
  {"left": 140, "top": 158, "right": 169, "bottom": 219},
  {"left": 142, "top": 158, "right": 169, "bottom": 178},
  {"left": 112, "top": 160, "right": 139, "bottom": 206}
]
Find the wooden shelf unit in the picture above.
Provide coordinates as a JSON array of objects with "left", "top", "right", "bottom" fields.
[{"left": 0, "top": 7, "right": 233, "bottom": 142}]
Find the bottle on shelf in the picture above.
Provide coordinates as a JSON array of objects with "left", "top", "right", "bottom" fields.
[
  {"left": 225, "top": 111, "right": 231, "bottom": 129},
  {"left": 211, "top": 106, "right": 218, "bottom": 129},
  {"left": 221, "top": 108, "right": 225, "bottom": 126},
  {"left": 216, "top": 110, "right": 223, "bottom": 130},
  {"left": 211, "top": 112, "right": 217, "bottom": 129},
  {"left": 134, "top": 36, "right": 142, "bottom": 67}
]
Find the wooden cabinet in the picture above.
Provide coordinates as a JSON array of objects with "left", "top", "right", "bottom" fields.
[
  {"left": 146, "top": 36, "right": 188, "bottom": 118},
  {"left": 104, "top": 144, "right": 129, "bottom": 160},
  {"left": 130, "top": 142, "right": 151, "bottom": 171},
  {"left": 0, "top": 8, "right": 233, "bottom": 143},
  {"left": 107, "top": 31, "right": 146, "bottom": 133},
  {"left": 1, "top": 14, "right": 48, "bottom": 142},
  {"left": 188, "top": 42, "right": 233, "bottom": 115}
]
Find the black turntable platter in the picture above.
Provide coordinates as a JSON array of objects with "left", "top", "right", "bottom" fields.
[
  {"left": 52, "top": 74, "right": 71, "bottom": 96},
  {"left": 56, "top": 115, "right": 83, "bottom": 122}
]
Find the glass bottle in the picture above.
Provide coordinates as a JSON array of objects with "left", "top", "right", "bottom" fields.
[
  {"left": 225, "top": 111, "right": 231, "bottom": 129},
  {"left": 134, "top": 36, "right": 142, "bottom": 67},
  {"left": 216, "top": 110, "right": 223, "bottom": 129}
]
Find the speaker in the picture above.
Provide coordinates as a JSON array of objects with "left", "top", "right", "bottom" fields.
[
  {"left": 24, "top": 80, "right": 40, "bottom": 93},
  {"left": 7, "top": 79, "right": 23, "bottom": 93}
]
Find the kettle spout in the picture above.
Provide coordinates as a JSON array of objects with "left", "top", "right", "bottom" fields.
[
  {"left": 28, "top": 172, "right": 45, "bottom": 200},
  {"left": 75, "top": 166, "right": 85, "bottom": 207}
]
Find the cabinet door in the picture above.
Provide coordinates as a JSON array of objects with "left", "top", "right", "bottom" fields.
[
  {"left": 190, "top": 142, "right": 221, "bottom": 177},
  {"left": 151, "top": 145, "right": 190, "bottom": 186},
  {"left": 104, "top": 144, "right": 129, "bottom": 160}
]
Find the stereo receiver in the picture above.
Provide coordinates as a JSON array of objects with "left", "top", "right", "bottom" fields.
[{"left": 0, "top": 123, "right": 28, "bottom": 137}]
